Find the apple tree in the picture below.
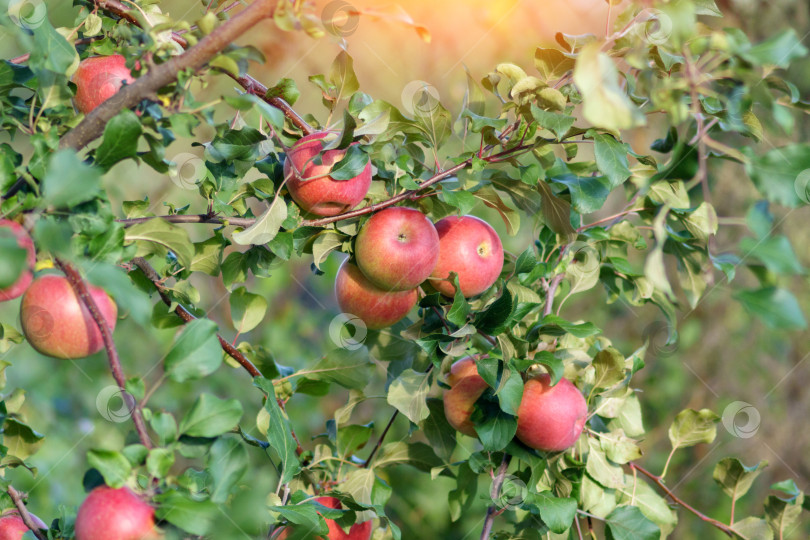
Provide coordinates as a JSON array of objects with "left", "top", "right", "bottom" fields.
[{"left": 0, "top": 0, "right": 808, "bottom": 538}]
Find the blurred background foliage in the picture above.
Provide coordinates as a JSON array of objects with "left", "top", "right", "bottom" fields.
[{"left": 0, "top": 0, "right": 808, "bottom": 537}]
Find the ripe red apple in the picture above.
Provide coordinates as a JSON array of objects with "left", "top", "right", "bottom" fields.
[
  {"left": 20, "top": 275, "right": 118, "bottom": 359},
  {"left": 75, "top": 486, "right": 160, "bottom": 540},
  {"left": 73, "top": 55, "right": 136, "bottom": 114},
  {"left": 515, "top": 374, "right": 587, "bottom": 452},
  {"left": 274, "top": 497, "right": 372, "bottom": 540},
  {"left": 335, "top": 261, "right": 416, "bottom": 330},
  {"left": 354, "top": 207, "right": 439, "bottom": 291},
  {"left": 0, "top": 509, "right": 47, "bottom": 540},
  {"left": 0, "top": 219, "right": 35, "bottom": 302},
  {"left": 443, "top": 356, "right": 490, "bottom": 437},
  {"left": 283, "top": 132, "right": 372, "bottom": 217},
  {"left": 429, "top": 215, "right": 503, "bottom": 298}
]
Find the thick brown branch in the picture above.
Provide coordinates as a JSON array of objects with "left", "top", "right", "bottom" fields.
[
  {"left": 55, "top": 260, "right": 153, "bottom": 449},
  {"left": 629, "top": 463, "right": 735, "bottom": 537},
  {"left": 6, "top": 487, "right": 47, "bottom": 540},
  {"left": 61, "top": 0, "right": 278, "bottom": 151},
  {"left": 480, "top": 453, "right": 512, "bottom": 540},
  {"left": 130, "top": 257, "right": 304, "bottom": 456},
  {"left": 95, "top": 0, "right": 312, "bottom": 135}
]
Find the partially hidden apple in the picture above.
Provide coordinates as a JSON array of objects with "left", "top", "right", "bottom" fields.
[
  {"left": 20, "top": 275, "right": 118, "bottom": 359},
  {"left": 0, "top": 219, "right": 35, "bottom": 302},
  {"left": 430, "top": 215, "right": 503, "bottom": 298},
  {"left": 443, "top": 356, "right": 490, "bottom": 437},
  {"left": 354, "top": 207, "right": 439, "bottom": 291},
  {"left": 335, "top": 261, "right": 416, "bottom": 330},
  {"left": 274, "top": 496, "right": 372, "bottom": 540},
  {"left": 283, "top": 132, "right": 372, "bottom": 217},
  {"left": 75, "top": 486, "right": 160, "bottom": 540},
  {"left": 73, "top": 55, "right": 136, "bottom": 114},
  {"left": 515, "top": 374, "right": 587, "bottom": 452},
  {"left": 0, "top": 509, "right": 48, "bottom": 540}
]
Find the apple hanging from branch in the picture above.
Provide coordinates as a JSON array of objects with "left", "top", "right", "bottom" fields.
[{"left": 73, "top": 55, "right": 137, "bottom": 115}]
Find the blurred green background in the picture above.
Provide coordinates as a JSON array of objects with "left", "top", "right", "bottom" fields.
[{"left": 1, "top": 0, "right": 809, "bottom": 537}]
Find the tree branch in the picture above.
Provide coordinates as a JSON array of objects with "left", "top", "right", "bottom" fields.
[
  {"left": 116, "top": 213, "right": 255, "bottom": 228},
  {"left": 6, "top": 487, "right": 47, "bottom": 540},
  {"left": 130, "top": 257, "right": 304, "bottom": 456},
  {"left": 55, "top": 260, "right": 153, "bottom": 449},
  {"left": 94, "top": 0, "right": 313, "bottom": 135},
  {"left": 480, "top": 453, "right": 512, "bottom": 540},
  {"left": 629, "top": 463, "right": 735, "bottom": 537},
  {"left": 362, "top": 410, "right": 398, "bottom": 468},
  {"left": 60, "top": 0, "right": 279, "bottom": 151}
]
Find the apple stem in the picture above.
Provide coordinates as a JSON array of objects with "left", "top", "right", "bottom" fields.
[
  {"left": 629, "top": 462, "right": 736, "bottom": 537},
  {"left": 57, "top": 260, "right": 154, "bottom": 450},
  {"left": 130, "top": 257, "right": 305, "bottom": 457},
  {"left": 479, "top": 453, "right": 512, "bottom": 540},
  {"left": 6, "top": 487, "right": 47, "bottom": 540}
]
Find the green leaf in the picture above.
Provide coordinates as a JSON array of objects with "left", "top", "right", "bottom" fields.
[
  {"left": 744, "top": 144, "right": 810, "bottom": 208},
  {"left": 150, "top": 412, "right": 178, "bottom": 446},
  {"left": 739, "top": 235, "right": 804, "bottom": 275},
  {"left": 668, "top": 408, "right": 719, "bottom": 451},
  {"left": 742, "top": 29, "right": 809, "bottom": 68},
  {"left": 0, "top": 235, "right": 27, "bottom": 290},
  {"left": 765, "top": 491, "right": 804, "bottom": 538},
  {"left": 586, "top": 439, "right": 625, "bottom": 489},
  {"left": 527, "top": 492, "right": 577, "bottom": 533},
  {"left": 155, "top": 491, "right": 216, "bottom": 536},
  {"left": 125, "top": 218, "right": 195, "bottom": 269},
  {"left": 605, "top": 505, "right": 660, "bottom": 540},
  {"left": 95, "top": 110, "right": 142, "bottom": 171},
  {"left": 306, "top": 348, "right": 373, "bottom": 390},
  {"left": 232, "top": 197, "right": 287, "bottom": 246},
  {"left": 3, "top": 418, "right": 44, "bottom": 461},
  {"left": 593, "top": 133, "right": 632, "bottom": 188},
  {"left": 592, "top": 348, "right": 626, "bottom": 389},
  {"left": 446, "top": 279, "right": 470, "bottom": 326},
  {"left": 422, "top": 399, "right": 457, "bottom": 462},
  {"left": 42, "top": 150, "right": 101, "bottom": 208},
  {"left": 537, "top": 180, "right": 575, "bottom": 239},
  {"left": 257, "top": 381, "right": 301, "bottom": 484},
  {"left": 448, "top": 462, "right": 478, "bottom": 522},
  {"left": 552, "top": 174, "right": 611, "bottom": 214},
  {"left": 208, "top": 438, "right": 248, "bottom": 504},
  {"left": 713, "top": 458, "right": 767, "bottom": 502},
  {"left": 731, "top": 517, "right": 774, "bottom": 540},
  {"left": 329, "top": 50, "right": 360, "bottom": 101},
  {"left": 164, "top": 319, "right": 223, "bottom": 382},
  {"left": 146, "top": 448, "right": 174, "bottom": 478},
  {"left": 330, "top": 145, "right": 370, "bottom": 180},
  {"left": 373, "top": 441, "right": 445, "bottom": 473},
  {"left": 472, "top": 405, "right": 517, "bottom": 452},
  {"left": 531, "top": 106, "right": 575, "bottom": 141},
  {"left": 474, "top": 289, "right": 513, "bottom": 334},
  {"left": 30, "top": 19, "right": 78, "bottom": 74},
  {"left": 573, "top": 43, "right": 644, "bottom": 132},
  {"left": 229, "top": 287, "right": 268, "bottom": 334},
  {"left": 600, "top": 430, "right": 642, "bottom": 464},
  {"left": 734, "top": 287, "right": 807, "bottom": 330},
  {"left": 387, "top": 369, "right": 431, "bottom": 424},
  {"left": 534, "top": 47, "right": 575, "bottom": 81},
  {"left": 179, "top": 394, "right": 243, "bottom": 438},
  {"left": 87, "top": 449, "right": 131, "bottom": 488}
]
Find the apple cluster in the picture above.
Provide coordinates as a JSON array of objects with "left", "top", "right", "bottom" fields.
[
  {"left": 443, "top": 357, "right": 588, "bottom": 453},
  {"left": 284, "top": 132, "right": 505, "bottom": 330}
]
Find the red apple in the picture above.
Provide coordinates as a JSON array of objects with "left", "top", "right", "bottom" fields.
[
  {"left": 354, "top": 207, "right": 439, "bottom": 291},
  {"left": 515, "top": 374, "right": 587, "bottom": 452},
  {"left": 274, "top": 497, "right": 372, "bottom": 540},
  {"left": 75, "top": 486, "right": 160, "bottom": 540},
  {"left": 0, "top": 220, "right": 35, "bottom": 302},
  {"left": 335, "top": 261, "right": 416, "bottom": 330},
  {"left": 20, "top": 275, "right": 118, "bottom": 359},
  {"left": 283, "top": 132, "right": 372, "bottom": 217},
  {"left": 429, "top": 215, "right": 503, "bottom": 298},
  {"left": 0, "top": 509, "right": 47, "bottom": 540},
  {"left": 73, "top": 55, "right": 136, "bottom": 114},
  {"left": 443, "top": 356, "right": 490, "bottom": 437}
]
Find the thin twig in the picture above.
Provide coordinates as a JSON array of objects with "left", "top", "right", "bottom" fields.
[
  {"left": 543, "top": 274, "right": 564, "bottom": 317},
  {"left": 362, "top": 410, "right": 398, "bottom": 468},
  {"left": 6, "top": 487, "right": 47, "bottom": 540},
  {"left": 629, "top": 463, "right": 735, "bottom": 537},
  {"left": 116, "top": 213, "right": 255, "bottom": 228},
  {"left": 480, "top": 453, "right": 512, "bottom": 540},
  {"left": 56, "top": 260, "right": 153, "bottom": 449}
]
